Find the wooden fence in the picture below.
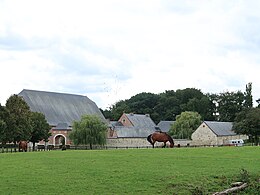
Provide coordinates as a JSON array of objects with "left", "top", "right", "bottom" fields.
[{"left": 1, "top": 143, "right": 256, "bottom": 153}]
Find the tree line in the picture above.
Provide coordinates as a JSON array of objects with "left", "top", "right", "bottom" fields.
[
  {"left": 102, "top": 83, "right": 256, "bottom": 124},
  {"left": 0, "top": 95, "right": 50, "bottom": 150}
]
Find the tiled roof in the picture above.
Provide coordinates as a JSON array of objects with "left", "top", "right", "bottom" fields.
[{"left": 18, "top": 89, "right": 106, "bottom": 126}]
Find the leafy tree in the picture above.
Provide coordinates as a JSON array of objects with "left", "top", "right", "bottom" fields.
[
  {"left": 104, "top": 88, "right": 215, "bottom": 124},
  {"left": 233, "top": 108, "right": 260, "bottom": 145},
  {"left": 244, "top": 82, "right": 253, "bottom": 108},
  {"left": 100, "top": 108, "right": 113, "bottom": 121},
  {"left": 127, "top": 92, "right": 159, "bottom": 114},
  {"left": 110, "top": 100, "right": 130, "bottom": 120},
  {"left": 0, "top": 104, "right": 7, "bottom": 144},
  {"left": 30, "top": 112, "right": 51, "bottom": 151},
  {"left": 216, "top": 91, "right": 245, "bottom": 122},
  {"left": 5, "top": 95, "right": 32, "bottom": 144},
  {"left": 154, "top": 91, "right": 181, "bottom": 122},
  {"left": 69, "top": 114, "right": 107, "bottom": 149},
  {"left": 169, "top": 111, "right": 202, "bottom": 139},
  {"left": 256, "top": 98, "right": 260, "bottom": 108},
  {"left": 0, "top": 119, "right": 7, "bottom": 144}
]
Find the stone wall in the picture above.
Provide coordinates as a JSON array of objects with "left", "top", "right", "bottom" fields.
[
  {"left": 106, "top": 138, "right": 191, "bottom": 148},
  {"left": 217, "top": 134, "right": 248, "bottom": 145},
  {"left": 191, "top": 123, "right": 217, "bottom": 145}
]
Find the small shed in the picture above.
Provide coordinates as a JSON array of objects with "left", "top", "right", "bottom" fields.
[{"left": 191, "top": 121, "right": 248, "bottom": 146}]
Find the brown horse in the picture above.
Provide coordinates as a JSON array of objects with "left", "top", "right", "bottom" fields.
[
  {"left": 18, "top": 141, "right": 28, "bottom": 152},
  {"left": 147, "top": 131, "right": 174, "bottom": 148}
]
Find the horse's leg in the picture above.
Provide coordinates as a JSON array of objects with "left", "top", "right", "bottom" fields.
[{"left": 163, "top": 142, "right": 166, "bottom": 148}]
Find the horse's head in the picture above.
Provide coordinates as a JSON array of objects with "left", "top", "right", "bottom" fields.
[{"left": 170, "top": 143, "right": 174, "bottom": 148}]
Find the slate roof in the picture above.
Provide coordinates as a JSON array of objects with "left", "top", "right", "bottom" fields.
[
  {"left": 18, "top": 89, "right": 106, "bottom": 126},
  {"left": 125, "top": 113, "right": 157, "bottom": 129},
  {"left": 52, "top": 123, "right": 72, "bottom": 130},
  {"left": 204, "top": 121, "right": 236, "bottom": 136},
  {"left": 110, "top": 121, "right": 123, "bottom": 127},
  {"left": 110, "top": 113, "right": 157, "bottom": 138},
  {"left": 157, "top": 121, "right": 175, "bottom": 132}
]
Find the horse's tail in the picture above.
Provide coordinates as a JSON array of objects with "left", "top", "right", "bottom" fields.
[{"left": 147, "top": 134, "right": 153, "bottom": 145}]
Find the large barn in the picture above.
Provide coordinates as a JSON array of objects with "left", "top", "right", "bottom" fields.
[{"left": 18, "top": 89, "right": 106, "bottom": 146}]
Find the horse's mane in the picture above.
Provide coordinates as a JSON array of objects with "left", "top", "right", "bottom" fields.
[
  {"left": 147, "top": 134, "right": 153, "bottom": 145},
  {"left": 165, "top": 133, "right": 174, "bottom": 144}
]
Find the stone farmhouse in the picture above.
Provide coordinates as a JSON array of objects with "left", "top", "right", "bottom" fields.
[
  {"left": 191, "top": 121, "right": 248, "bottom": 146},
  {"left": 18, "top": 89, "right": 107, "bottom": 147},
  {"left": 107, "top": 113, "right": 158, "bottom": 147}
]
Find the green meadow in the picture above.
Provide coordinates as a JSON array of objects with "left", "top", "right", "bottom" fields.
[{"left": 0, "top": 147, "right": 259, "bottom": 195}]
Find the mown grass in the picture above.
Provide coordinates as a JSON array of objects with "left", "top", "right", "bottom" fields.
[{"left": 0, "top": 147, "right": 259, "bottom": 194}]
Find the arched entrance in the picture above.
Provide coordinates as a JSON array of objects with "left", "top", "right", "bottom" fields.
[{"left": 53, "top": 134, "right": 66, "bottom": 147}]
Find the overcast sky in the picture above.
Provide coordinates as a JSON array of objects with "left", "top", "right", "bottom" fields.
[{"left": 1, "top": 0, "right": 260, "bottom": 109}]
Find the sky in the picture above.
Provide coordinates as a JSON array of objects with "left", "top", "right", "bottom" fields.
[{"left": 1, "top": 0, "right": 260, "bottom": 109}]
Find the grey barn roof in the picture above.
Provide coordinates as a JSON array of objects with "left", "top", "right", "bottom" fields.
[
  {"left": 157, "top": 121, "right": 175, "bottom": 132},
  {"left": 53, "top": 123, "right": 72, "bottom": 130},
  {"left": 204, "top": 121, "right": 236, "bottom": 136},
  {"left": 18, "top": 89, "right": 106, "bottom": 126},
  {"left": 110, "top": 113, "right": 157, "bottom": 138},
  {"left": 125, "top": 113, "right": 156, "bottom": 129}
]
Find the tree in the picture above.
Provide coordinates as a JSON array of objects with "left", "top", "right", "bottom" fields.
[
  {"left": 104, "top": 88, "right": 215, "bottom": 124},
  {"left": 233, "top": 108, "right": 260, "bottom": 145},
  {"left": 30, "top": 112, "right": 51, "bottom": 151},
  {"left": 256, "top": 98, "right": 260, "bottom": 108},
  {"left": 0, "top": 104, "right": 7, "bottom": 144},
  {"left": 69, "top": 114, "right": 107, "bottom": 149},
  {"left": 216, "top": 91, "right": 245, "bottom": 122},
  {"left": 109, "top": 100, "right": 130, "bottom": 120},
  {"left": 169, "top": 111, "right": 202, "bottom": 139},
  {"left": 244, "top": 82, "right": 253, "bottom": 108},
  {"left": 5, "top": 95, "right": 32, "bottom": 144}
]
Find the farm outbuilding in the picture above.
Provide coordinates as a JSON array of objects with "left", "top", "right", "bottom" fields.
[
  {"left": 18, "top": 89, "right": 107, "bottom": 147},
  {"left": 191, "top": 121, "right": 248, "bottom": 146},
  {"left": 107, "top": 113, "right": 159, "bottom": 147}
]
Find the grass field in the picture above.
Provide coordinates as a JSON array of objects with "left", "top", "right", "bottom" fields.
[{"left": 0, "top": 147, "right": 259, "bottom": 195}]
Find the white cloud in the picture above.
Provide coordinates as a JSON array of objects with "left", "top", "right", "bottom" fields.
[{"left": 1, "top": 0, "right": 260, "bottom": 108}]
